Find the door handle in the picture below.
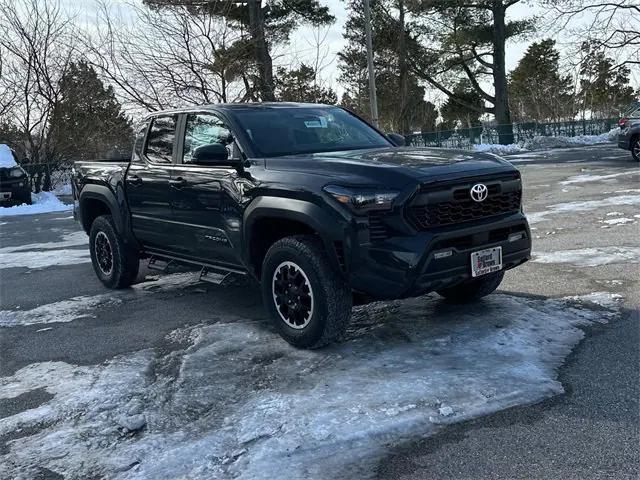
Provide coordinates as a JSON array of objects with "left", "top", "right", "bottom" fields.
[
  {"left": 169, "top": 177, "right": 188, "bottom": 188},
  {"left": 128, "top": 174, "right": 142, "bottom": 186}
]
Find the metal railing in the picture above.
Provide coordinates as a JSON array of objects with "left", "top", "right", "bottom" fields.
[{"left": 405, "top": 118, "right": 618, "bottom": 149}]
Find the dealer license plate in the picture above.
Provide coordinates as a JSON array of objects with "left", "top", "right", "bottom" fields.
[{"left": 471, "top": 246, "right": 502, "bottom": 277}]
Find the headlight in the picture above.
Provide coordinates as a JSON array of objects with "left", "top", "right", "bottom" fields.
[
  {"left": 9, "top": 167, "right": 25, "bottom": 178},
  {"left": 323, "top": 185, "right": 399, "bottom": 214}
]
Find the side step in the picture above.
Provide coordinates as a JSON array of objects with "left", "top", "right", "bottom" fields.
[
  {"left": 148, "top": 257, "right": 176, "bottom": 273},
  {"left": 198, "top": 266, "right": 231, "bottom": 285}
]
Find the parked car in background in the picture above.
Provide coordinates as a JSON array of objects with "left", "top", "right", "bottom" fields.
[
  {"left": 618, "top": 103, "right": 640, "bottom": 161},
  {"left": 0, "top": 144, "right": 31, "bottom": 205}
]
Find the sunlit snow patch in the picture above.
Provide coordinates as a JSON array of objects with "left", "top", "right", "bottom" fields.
[
  {"left": 527, "top": 195, "right": 640, "bottom": 223},
  {"left": 0, "top": 293, "right": 621, "bottom": 480},
  {"left": 560, "top": 171, "right": 634, "bottom": 185},
  {"left": 533, "top": 246, "right": 640, "bottom": 267},
  {"left": 0, "top": 192, "right": 72, "bottom": 217}
]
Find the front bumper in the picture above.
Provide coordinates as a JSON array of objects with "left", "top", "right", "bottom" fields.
[
  {"left": 345, "top": 211, "right": 531, "bottom": 299},
  {"left": 0, "top": 178, "right": 31, "bottom": 204}
]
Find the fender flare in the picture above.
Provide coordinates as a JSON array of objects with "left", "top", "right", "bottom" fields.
[
  {"left": 77, "top": 184, "right": 131, "bottom": 238},
  {"left": 242, "top": 196, "right": 347, "bottom": 274}
]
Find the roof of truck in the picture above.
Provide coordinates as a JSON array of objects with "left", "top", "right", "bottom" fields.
[{"left": 142, "top": 102, "right": 336, "bottom": 119}]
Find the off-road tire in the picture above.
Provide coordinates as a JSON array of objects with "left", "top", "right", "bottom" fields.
[
  {"left": 89, "top": 214, "right": 139, "bottom": 289},
  {"left": 261, "top": 235, "right": 352, "bottom": 349},
  {"left": 437, "top": 271, "right": 504, "bottom": 303},
  {"left": 631, "top": 135, "right": 640, "bottom": 162}
]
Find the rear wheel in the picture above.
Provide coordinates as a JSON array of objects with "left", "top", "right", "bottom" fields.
[
  {"left": 631, "top": 135, "right": 640, "bottom": 162},
  {"left": 261, "top": 235, "right": 352, "bottom": 348},
  {"left": 437, "top": 271, "right": 504, "bottom": 303},
  {"left": 89, "top": 215, "right": 139, "bottom": 288}
]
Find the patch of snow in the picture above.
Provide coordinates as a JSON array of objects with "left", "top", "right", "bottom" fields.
[
  {"left": 0, "top": 192, "right": 72, "bottom": 217},
  {"left": 0, "top": 295, "right": 122, "bottom": 327},
  {"left": 0, "top": 293, "right": 620, "bottom": 480},
  {"left": 1, "top": 230, "right": 87, "bottom": 252},
  {"left": 533, "top": 246, "right": 640, "bottom": 267},
  {"left": 0, "top": 248, "right": 91, "bottom": 270},
  {"left": 52, "top": 183, "right": 72, "bottom": 196},
  {"left": 565, "top": 292, "right": 623, "bottom": 309},
  {"left": 0, "top": 144, "right": 17, "bottom": 168},
  {"left": 474, "top": 143, "right": 525, "bottom": 155},
  {"left": 605, "top": 212, "right": 623, "bottom": 216},
  {"left": 527, "top": 195, "right": 640, "bottom": 223},
  {"left": 523, "top": 130, "right": 616, "bottom": 151},
  {"left": 602, "top": 217, "right": 635, "bottom": 226},
  {"left": 560, "top": 171, "right": 633, "bottom": 185}
]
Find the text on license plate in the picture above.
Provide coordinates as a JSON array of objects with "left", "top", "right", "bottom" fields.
[{"left": 471, "top": 247, "right": 502, "bottom": 277}]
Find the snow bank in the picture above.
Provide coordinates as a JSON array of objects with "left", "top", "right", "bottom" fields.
[
  {"left": 0, "top": 291, "right": 622, "bottom": 479},
  {"left": 533, "top": 246, "right": 640, "bottom": 267},
  {"left": 474, "top": 143, "right": 525, "bottom": 155},
  {"left": 0, "top": 192, "right": 72, "bottom": 217},
  {"left": 473, "top": 128, "right": 618, "bottom": 155},
  {"left": 0, "top": 144, "right": 17, "bottom": 168}
]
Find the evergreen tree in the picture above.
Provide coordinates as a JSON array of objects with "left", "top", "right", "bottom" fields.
[
  {"left": 144, "top": 1, "right": 334, "bottom": 101},
  {"left": 578, "top": 43, "right": 636, "bottom": 119},
  {"left": 509, "top": 39, "right": 575, "bottom": 122},
  {"left": 338, "top": 0, "right": 438, "bottom": 134},
  {"left": 440, "top": 81, "right": 483, "bottom": 129},
  {"left": 48, "top": 61, "right": 133, "bottom": 163},
  {"left": 275, "top": 64, "right": 337, "bottom": 104}
]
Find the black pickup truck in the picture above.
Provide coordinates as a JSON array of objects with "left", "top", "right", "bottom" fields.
[{"left": 73, "top": 103, "right": 531, "bottom": 348}]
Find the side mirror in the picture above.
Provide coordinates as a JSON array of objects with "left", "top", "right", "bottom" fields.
[
  {"left": 192, "top": 143, "right": 235, "bottom": 166},
  {"left": 387, "top": 132, "right": 406, "bottom": 147}
]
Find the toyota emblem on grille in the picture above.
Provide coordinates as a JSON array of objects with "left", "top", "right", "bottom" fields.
[{"left": 470, "top": 183, "right": 488, "bottom": 202}]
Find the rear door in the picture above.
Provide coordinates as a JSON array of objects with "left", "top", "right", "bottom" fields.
[
  {"left": 126, "top": 115, "right": 177, "bottom": 250},
  {"left": 168, "top": 111, "right": 244, "bottom": 265}
]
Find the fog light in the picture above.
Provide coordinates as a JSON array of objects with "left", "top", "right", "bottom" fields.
[
  {"left": 434, "top": 249, "right": 453, "bottom": 259},
  {"left": 508, "top": 232, "right": 524, "bottom": 242}
]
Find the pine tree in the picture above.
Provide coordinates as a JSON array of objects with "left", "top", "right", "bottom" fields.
[
  {"left": 338, "top": 0, "right": 438, "bottom": 134},
  {"left": 578, "top": 43, "right": 636, "bottom": 119},
  {"left": 440, "top": 81, "right": 484, "bottom": 129},
  {"left": 509, "top": 39, "right": 575, "bottom": 122},
  {"left": 48, "top": 61, "right": 133, "bottom": 163},
  {"left": 275, "top": 64, "right": 337, "bottom": 104}
]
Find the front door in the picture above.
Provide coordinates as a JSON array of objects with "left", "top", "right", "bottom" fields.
[
  {"left": 169, "top": 112, "right": 244, "bottom": 266},
  {"left": 126, "top": 115, "right": 177, "bottom": 250}
]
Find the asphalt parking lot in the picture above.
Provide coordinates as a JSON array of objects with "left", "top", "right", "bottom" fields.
[{"left": 0, "top": 144, "right": 638, "bottom": 479}]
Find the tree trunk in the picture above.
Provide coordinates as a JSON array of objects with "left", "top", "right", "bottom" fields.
[
  {"left": 397, "top": 0, "right": 410, "bottom": 134},
  {"left": 492, "top": 3, "right": 514, "bottom": 145},
  {"left": 248, "top": 0, "right": 275, "bottom": 101}
]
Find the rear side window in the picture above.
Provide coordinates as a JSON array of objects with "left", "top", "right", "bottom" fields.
[
  {"left": 145, "top": 115, "right": 177, "bottom": 163},
  {"left": 133, "top": 122, "right": 148, "bottom": 156}
]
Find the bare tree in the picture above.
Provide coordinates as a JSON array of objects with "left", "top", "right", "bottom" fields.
[
  {"left": 0, "top": 0, "right": 77, "bottom": 190},
  {"left": 85, "top": 1, "right": 251, "bottom": 112},
  {"left": 546, "top": 0, "right": 640, "bottom": 70}
]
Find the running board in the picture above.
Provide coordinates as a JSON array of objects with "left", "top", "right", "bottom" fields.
[
  {"left": 148, "top": 257, "right": 176, "bottom": 273},
  {"left": 199, "top": 266, "right": 231, "bottom": 285}
]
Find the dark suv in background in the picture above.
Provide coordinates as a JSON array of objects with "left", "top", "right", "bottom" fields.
[
  {"left": 618, "top": 104, "right": 640, "bottom": 161},
  {"left": 0, "top": 144, "right": 31, "bottom": 206}
]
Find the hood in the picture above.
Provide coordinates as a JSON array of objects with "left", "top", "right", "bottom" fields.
[{"left": 264, "top": 147, "right": 516, "bottom": 188}]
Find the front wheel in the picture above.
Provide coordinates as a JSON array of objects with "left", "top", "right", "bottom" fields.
[
  {"left": 261, "top": 235, "right": 352, "bottom": 349},
  {"left": 437, "top": 271, "right": 504, "bottom": 303},
  {"left": 89, "top": 215, "right": 139, "bottom": 288},
  {"left": 631, "top": 136, "right": 640, "bottom": 162}
]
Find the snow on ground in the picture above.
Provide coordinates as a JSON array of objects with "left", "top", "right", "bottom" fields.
[
  {"left": 0, "top": 144, "right": 18, "bottom": 168},
  {"left": 533, "top": 246, "right": 640, "bottom": 267},
  {"left": 0, "top": 192, "right": 72, "bottom": 217},
  {"left": 560, "top": 171, "right": 632, "bottom": 185},
  {"left": 0, "top": 291, "right": 622, "bottom": 479},
  {"left": 472, "top": 129, "right": 618, "bottom": 156},
  {"left": 527, "top": 194, "right": 640, "bottom": 223},
  {"left": 0, "top": 230, "right": 90, "bottom": 269},
  {"left": 601, "top": 217, "right": 636, "bottom": 226},
  {"left": 474, "top": 143, "right": 525, "bottom": 155}
]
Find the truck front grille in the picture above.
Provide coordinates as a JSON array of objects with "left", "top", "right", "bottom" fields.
[{"left": 408, "top": 176, "right": 521, "bottom": 229}]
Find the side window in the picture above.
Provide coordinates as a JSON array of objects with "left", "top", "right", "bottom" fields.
[
  {"left": 133, "top": 122, "right": 148, "bottom": 156},
  {"left": 183, "top": 113, "right": 233, "bottom": 164},
  {"left": 145, "top": 115, "right": 177, "bottom": 164}
]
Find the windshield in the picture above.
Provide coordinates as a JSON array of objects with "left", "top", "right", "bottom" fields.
[{"left": 232, "top": 107, "right": 391, "bottom": 157}]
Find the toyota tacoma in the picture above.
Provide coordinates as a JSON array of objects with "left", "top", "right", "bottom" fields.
[{"left": 73, "top": 103, "right": 531, "bottom": 348}]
